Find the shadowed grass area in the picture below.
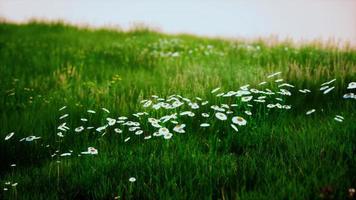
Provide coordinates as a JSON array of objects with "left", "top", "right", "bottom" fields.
[{"left": 0, "top": 22, "right": 355, "bottom": 200}]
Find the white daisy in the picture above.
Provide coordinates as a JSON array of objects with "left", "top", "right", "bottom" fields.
[
  {"left": 143, "top": 100, "right": 152, "bottom": 108},
  {"left": 153, "top": 132, "right": 160, "bottom": 137},
  {"left": 150, "top": 122, "right": 162, "bottom": 128},
  {"left": 96, "top": 125, "right": 107, "bottom": 132},
  {"left": 267, "top": 71, "right": 282, "bottom": 78},
  {"left": 200, "top": 123, "right": 210, "bottom": 127},
  {"left": 4, "top": 132, "right": 14, "bottom": 141},
  {"left": 232, "top": 116, "right": 247, "bottom": 126},
  {"left": 129, "top": 126, "right": 140, "bottom": 132},
  {"left": 180, "top": 111, "right": 195, "bottom": 117},
  {"left": 148, "top": 118, "right": 159, "bottom": 124},
  {"left": 267, "top": 104, "right": 275, "bottom": 108},
  {"left": 343, "top": 93, "right": 355, "bottom": 99},
  {"left": 335, "top": 115, "right": 344, "bottom": 120},
  {"left": 202, "top": 113, "right": 210, "bottom": 117},
  {"left": 75, "top": 126, "right": 84, "bottom": 132},
  {"left": 159, "top": 127, "right": 170, "bottom": 135},
  {"left": 223, "top": 91, "right": 237, "bottom": 97},
  {"left": 60, "top": 153, "right": 71, "bottom": 157},
  {"left": 129, "top": 177, "right": 136, "bottom": 182},
  {"left": 87, "top": 110, "right": 96, "bottom": 114},
  {"left": 201, "top": 101, "right": 209, "bottom": 105},
  {"left": 124, "top": 137, "right": 130, "bottom": 142},
  {"left": 190, "top": 103, "right": 200, "bottom": 109},
  {"left": 114, "top": 128, "right": 122, "bottom": 133},
  {"left": 299, "top": 89, "right": 311, "bottom": 94},
  {"left": 144, "top": 135, "right": 152, "bottom": 140},
  {"left": 278, "top": 83, "right": 295, "bottom": 88},
  {"left": 57, "top": 132, "right": 64, "bottom": 137},
  {"left": 241, "top": 96, "right": 253, "bottom": 102},
  {"left": 138, "top": 112, "right": 149, "bottom": 116},
  {"left": 101, "top": 108, "right": 110, "bottom": 113},
  {"left": 82, "top": 147, "right": 98, "bottom": 155},
  {"left": 236, "top": 90, "right": 251, "bottom": 96},
  {"left": 321, "top": 79, "right": 336, "bottom": 86},
  {"left": 125, "top": 121, "right": 140, "bottom": 127},
  {"left": 211, "top": 87, "right": 221, "bottom": 93},
  {"left": 58, "top": 106, "right": 67, "bottom": 111},
  {"left": 250, "top": 89, "right": 261, "bottom": 94},
  {"left": 283, "top": 105, "right": 291, "bottom": 110},
  {"left": 164, "top": 132, "right": 173, "bottom": 139},
  {"left": 334, "top": 117, "right": 343, "bottom": 122},
  {"left": 211, "top": 105, "right": 225, "bottom": 112},
  {"left": 347, "top": 82, "right": 356, "bottom": 89},
  {"left": 160, "top": 114, "right": 177, "bottom": 123},
  {"left": 25, "top": 136, "right": 41, "bottom": 142},
  {"left": 278, "top": 89, "right": 291, "bottom": 96},
  {"left": 306, "top": 109, "right": 316, "bottom": 115},
  {"left": 59, "top": 114, "right": 69, "bottom": 120},
  {"left": 254, "top": 99, "right": 265, "bottom": 103},
  {"left": 323, "top": 86, "right": 335, "bottom": 94},
  {"left": 172, "top": 101, "right": 184, "bottom": 108},
  {"left": 221, "top": 104, "right": 229, "bottom": 109},
  {"left": 264, "top": 89, "right": 275, "bottom": 95},
  {"left": 106, "top": 117, "right": 116, "bottom": 126},
  {"left": 240, "top": 84, "right": 250, "bottom": 90},
  {"left": 173, "top": 124, "right": 186, "bottom": 133},
  {"left": 299, "top": 89, "right": 307, "bottom": 93},
  {"left": 320, "top": 86, "right": 329, "bottom": 91},
  {"left": 215, "top": 112, "right": 227, "bottom": 120},
  {"left": 57, "top": 122, "right": 70, "bottom": 132},
  {"left": 245, "top": 111, "right": 252, "bottom": 116},
  {"left": 259, "top": 81, "right": 267, "bottom": 85},
  {"left": 80, "top": 118, "right": 88, "bottom": 122},
  {"left": 171, "top": 52, "right": 179, "bottom": 57},
  {"left": 88, "top": 147, "right": 98, "bottom": 154},
  {"left": 182, "top": 97, "right": 191, "bottom": 102},
  {"left": 231, "top": 124, "right": 239, "bottom": 132},
  {"left": 118, "top": 116, "right": 128, "bottom": 120},
  {"left": 135, "top": 130, "right": 143, "bottom": 135}
]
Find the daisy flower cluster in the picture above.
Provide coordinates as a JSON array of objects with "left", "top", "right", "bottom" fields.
[
  {"left": 146, "top": 38, "right": 225, "bottom": 58},
  {"left": 3, "top": 72, "right": 354, "bottom": 188}
]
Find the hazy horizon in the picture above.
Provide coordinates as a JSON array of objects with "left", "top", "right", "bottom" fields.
[{"left": 1, "top": 0, "right": 355, "bottom": 45}]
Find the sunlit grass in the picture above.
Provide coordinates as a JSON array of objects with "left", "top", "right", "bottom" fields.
[{"left": 0, "top": 22, "right": 355, "bottom": 199}]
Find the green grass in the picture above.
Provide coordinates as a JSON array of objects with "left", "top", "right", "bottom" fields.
[{"left": 0, "top": 21, "right": 355, "bottom": 200}]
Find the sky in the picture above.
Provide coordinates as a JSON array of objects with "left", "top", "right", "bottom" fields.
[{"left": 0, "top": 0, "right": 355, "bottom": 45}]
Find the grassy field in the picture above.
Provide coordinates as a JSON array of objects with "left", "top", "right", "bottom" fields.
[{"left": 0, "top": 21, "right": 355, "bottom": 200}]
